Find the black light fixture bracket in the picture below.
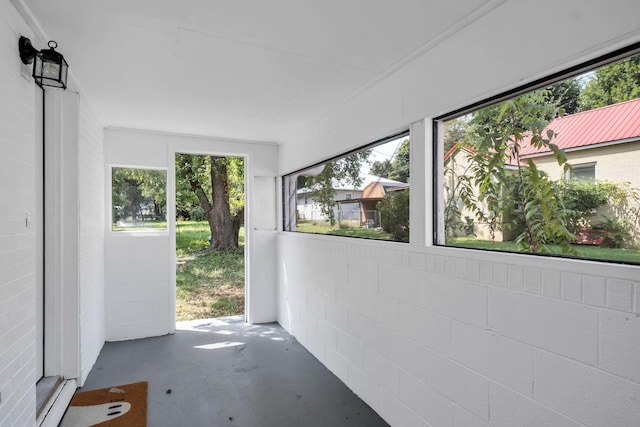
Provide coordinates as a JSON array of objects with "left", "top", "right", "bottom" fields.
[
  {"left": 18, "top": 36, "right": 40, "bottom": 64},
  {"left": 18, "top": 36, "right": 68, "bottom": 89}
]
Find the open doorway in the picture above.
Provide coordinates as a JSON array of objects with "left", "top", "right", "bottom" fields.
[{"left": 174, "top": 153, "right": 246, "bottom": 321}]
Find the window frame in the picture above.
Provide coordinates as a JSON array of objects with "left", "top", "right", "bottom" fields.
[
  {"left": 282, "top": 129, "right": 410, "bottom": 242},
  {"left": 109, "top": 165, "right": 169, "bottom": 234},
  {"left": 433, "top": 42, "right": 640, "bottom": 265}
]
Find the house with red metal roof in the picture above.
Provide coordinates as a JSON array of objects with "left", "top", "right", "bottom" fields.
[
  {"left": 511, "top": 97, "right": 640, "bottom": 187},
  {"left": 444, "top": 98, "right": 640, "bottom": 242}
]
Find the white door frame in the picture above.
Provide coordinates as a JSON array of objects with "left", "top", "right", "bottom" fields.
[{"left": 43, "top": 89, "right": 81, "bottom": 380}]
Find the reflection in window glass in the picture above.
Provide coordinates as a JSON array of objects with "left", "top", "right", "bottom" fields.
[
  {"left": 439, "top": 52, "right": 640, "bottom": 264},
  {"left": 284, "top": 133, "right": 410, "bottom": 242},
  {"left": 112, "top": 167, "right": 167, "bottom": 231}
]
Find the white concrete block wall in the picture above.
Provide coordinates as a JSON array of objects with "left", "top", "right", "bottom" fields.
[
  {"left": 277, "top": 233, "right": 640, "bottom": 426},
  {"left": 105, "top": 235, "right": 171, "bottom": 340},
  {"left": 0, "top": 3, "right": 37, "bottom": 427}
]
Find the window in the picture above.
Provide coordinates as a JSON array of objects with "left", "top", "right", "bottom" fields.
[
  {"left": 437, "top": 48, "right": 640, "bottom": 264},
  {"left": 111, "top": 167, "right": 167, "bottom": 231},
  {"left": 567, "top": 163, "right": 596, "bottom": 181},
  {"left": 283, "top": 132, "right": 410, "bottom": 242}
]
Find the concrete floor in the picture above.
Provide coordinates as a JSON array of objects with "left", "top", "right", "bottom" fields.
[{"left": 79, "top": 316, "right": 389, "bottom": 427}]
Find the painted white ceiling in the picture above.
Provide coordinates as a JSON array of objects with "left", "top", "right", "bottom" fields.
[{"left": 22, "top": 0, "right": 492, "bottom": 142}]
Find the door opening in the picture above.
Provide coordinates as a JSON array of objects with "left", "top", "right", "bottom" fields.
[{"left": 174, "top": 153, "right": 246, "bottom": 321}]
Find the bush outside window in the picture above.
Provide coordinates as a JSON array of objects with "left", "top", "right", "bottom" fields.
[
  {"left": 439, "top": 51, "right": 640, "bottom": 264},
  {"left": 112, "top": 167, "right": 167, "bottom": 231},
  {"left": 283, "top": 133, "right": 410, "bottom": 242}
]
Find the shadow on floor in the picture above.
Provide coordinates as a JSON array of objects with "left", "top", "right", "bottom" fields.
[{"left": 80, "top": 316, "right": 389, "bottom": 427}]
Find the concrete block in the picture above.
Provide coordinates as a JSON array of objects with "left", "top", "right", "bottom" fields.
[
  {"left": 488, "top": 289, "right": 598, "bottom": 365},
  {"left": 393, "top": 336, "right": 489, "bottom": 421},
  {"left": 535, "top": 351, "right": 640, "bottom": 427},
  {"left": 362, "top": 289, "right": 399, "bottom": 330},
  {"left": 324, "top": 300, "right": 348, "bottom": 330},
  {"left": 348, "top": 365, "right": 382, "bottom": 411},
  {"left": 423, "top": 276, "right": 488, "bottom": 328},
  {"left": 523, "top": 268, "right": 541, "bottom": 295},
  {"left": 337, "top": 330, "right": 364, "bottom": 369},
  {"left": 541, "top": 270, "right": 561, "bottom": 298},
  {"left": 479, "top": 262, "right": 493, "bottom": 285},
  {"left": 434, "top": 255, "right": 445, "bottom": 275},
  {"left": 493, "top": 263, "right": 508, "bottom": 287},
  {"left": 467, "top": 259, "right": 480, "bottom": 283},
  {"left": 323, "top": 346, "right": 349, "bottom": 385},
  {"left": 600, "top": 312, "right": 640, "bottom": 382},
  {"left": 561, "top": 273, "right": 581, "bottom": 303},
  {"left": 451, "top": 321, "right": 534, "bottom": 396},
  {"left": 363, "top": 348, "right": 400, "bottom": 396},
  {"left": 607, "top": 279, "right": 634, "bottom": 312},
  {"left": 453, "top": 405, "right": 489, "bottom": 427},
  {"left": 399, "top": 370, "right": 453, "bottom": 427},
  {"left": 314, "top": 277, "right": 336, "bottom": 302},
  {"left": 399, "top": 303, "right": 451, "bottom": 354},
  {"left": 379, "top": 263, "right": 424, "bottom": 305},
  {"left": 306, "top": 292, "right": 326, "bottom": 318},
  {"left": 347, "top": 258, "right": 379, "bottom": 292},
  {"left": 489, "top": 383, "right": 581, "bottom": 427},
  {"left": 336, "top": 280, "right": 363, "bottom": 312},
  {"left": 508, "top": 265, "right": 524, "bottom": 291},
  {"left": 409, "top": 252, "right": 427, "bottom": 271},
  {"left": 378, "top": 387, "right": 428, "bottom": 427},
  {"left": 582, "top": 276, "right": 605, "bottom": 307},
  {"left": 454, "top": 258, "right": 467, "bottom": 279},
  {"left": 347, "top": 310, "right": 377, "bottom": 347},
  {"left": 315, "top": 318, "right": 337, "bottom": 350},
  {"left": 306, "top": 328, "right": 325, "bottom": 361}
]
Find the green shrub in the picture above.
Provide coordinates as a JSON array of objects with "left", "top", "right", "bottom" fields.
[{"left": 377, "top": 191, "right": 409, "bottom": 242}]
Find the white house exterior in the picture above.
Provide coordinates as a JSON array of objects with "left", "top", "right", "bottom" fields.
[{"left": 2, "top": 2, "right": 640, "bottom": 427}]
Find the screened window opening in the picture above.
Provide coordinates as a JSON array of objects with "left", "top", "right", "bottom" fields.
[
  {"left": 111, "top": 167, "right": 167, "bottom": 231},
  {"left": 439, "top": 50, "right": 640, "bottom": 264},
  {"left": 284, "top": 133, "right": 410, "bottom": 242}
]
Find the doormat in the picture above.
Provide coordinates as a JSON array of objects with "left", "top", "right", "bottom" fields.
[{"left": 60, "top": 381, "right": 147, "bottom": 427}]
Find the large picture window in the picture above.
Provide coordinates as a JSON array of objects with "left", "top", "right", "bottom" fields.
[
  {"left": 437, "top": 49, "right": 640, "bottom": 264},
  {"left": 284, "top": 132, "right": 410, "bottom": 242},
  {"left": 111, "top": 167, "right": 167, "bottom": 231}
]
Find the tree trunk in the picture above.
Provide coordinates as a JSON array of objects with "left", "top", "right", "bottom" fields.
[{"left": 208, "top": 156, "right": 238, "bottom": 250}]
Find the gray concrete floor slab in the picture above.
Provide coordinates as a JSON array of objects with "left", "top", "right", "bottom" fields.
[{"left": 79, "top": 316, "right": 389, "bottom": 427}]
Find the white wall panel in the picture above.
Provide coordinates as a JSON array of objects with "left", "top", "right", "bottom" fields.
[{"left": 278, "top": 233, "right": 640, "bottom": 426}]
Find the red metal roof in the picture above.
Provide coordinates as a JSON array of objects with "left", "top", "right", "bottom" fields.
[{"left": 518, "top": 98, "right": 640, "bottom": 157}]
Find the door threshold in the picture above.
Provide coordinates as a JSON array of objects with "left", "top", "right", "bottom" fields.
[
  {"left": 36, "top": 376, "right": 62, "bottom": 418},
  {"left": 36, "top": 378, "right": 77, "bottom": 427}
]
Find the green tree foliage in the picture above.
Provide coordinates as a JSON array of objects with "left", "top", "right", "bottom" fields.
[
  {"left": 443, "top": 117, "right": 469, "bottom": 152},
  {"left": 377, "top": 190, "right": 409, "bottom": 242},
  {"left": 547, "top": 78, "right": 582, "bottom": 115},
  {"left": 175, "top": 154, "right": 244, "bottom": 250},
  {"left": 298, "top": 151, "right": 370, "bottom": 225},
  {"left": 460, "top": 90, "right": 576, "bottom": 253},
  {"left": 368, "top": 138, "right": 410, "bottom": 183},
  {"left": 579, "top": 55, "right": 640, "bottom": 110},
  {"left": 112, "top": 167, "right": 166, "bottom": 225},
  {"left": 369, "top": 159, "right": 392, "bottom": 178}
]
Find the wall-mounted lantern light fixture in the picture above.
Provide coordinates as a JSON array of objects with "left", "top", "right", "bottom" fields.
[{"left": 19, "top": 36, "right": 68, "bottom": 89}]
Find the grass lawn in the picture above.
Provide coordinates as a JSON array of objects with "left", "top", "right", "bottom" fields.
[
  {"left": 296, "top": 220, "right": 393, "bottom": 240},
  {"left": 448, "top": 237, "right": 640, "bottom": 264},
  {"left": 175, "top": 221, "right": 245, "bottom": 321}
]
